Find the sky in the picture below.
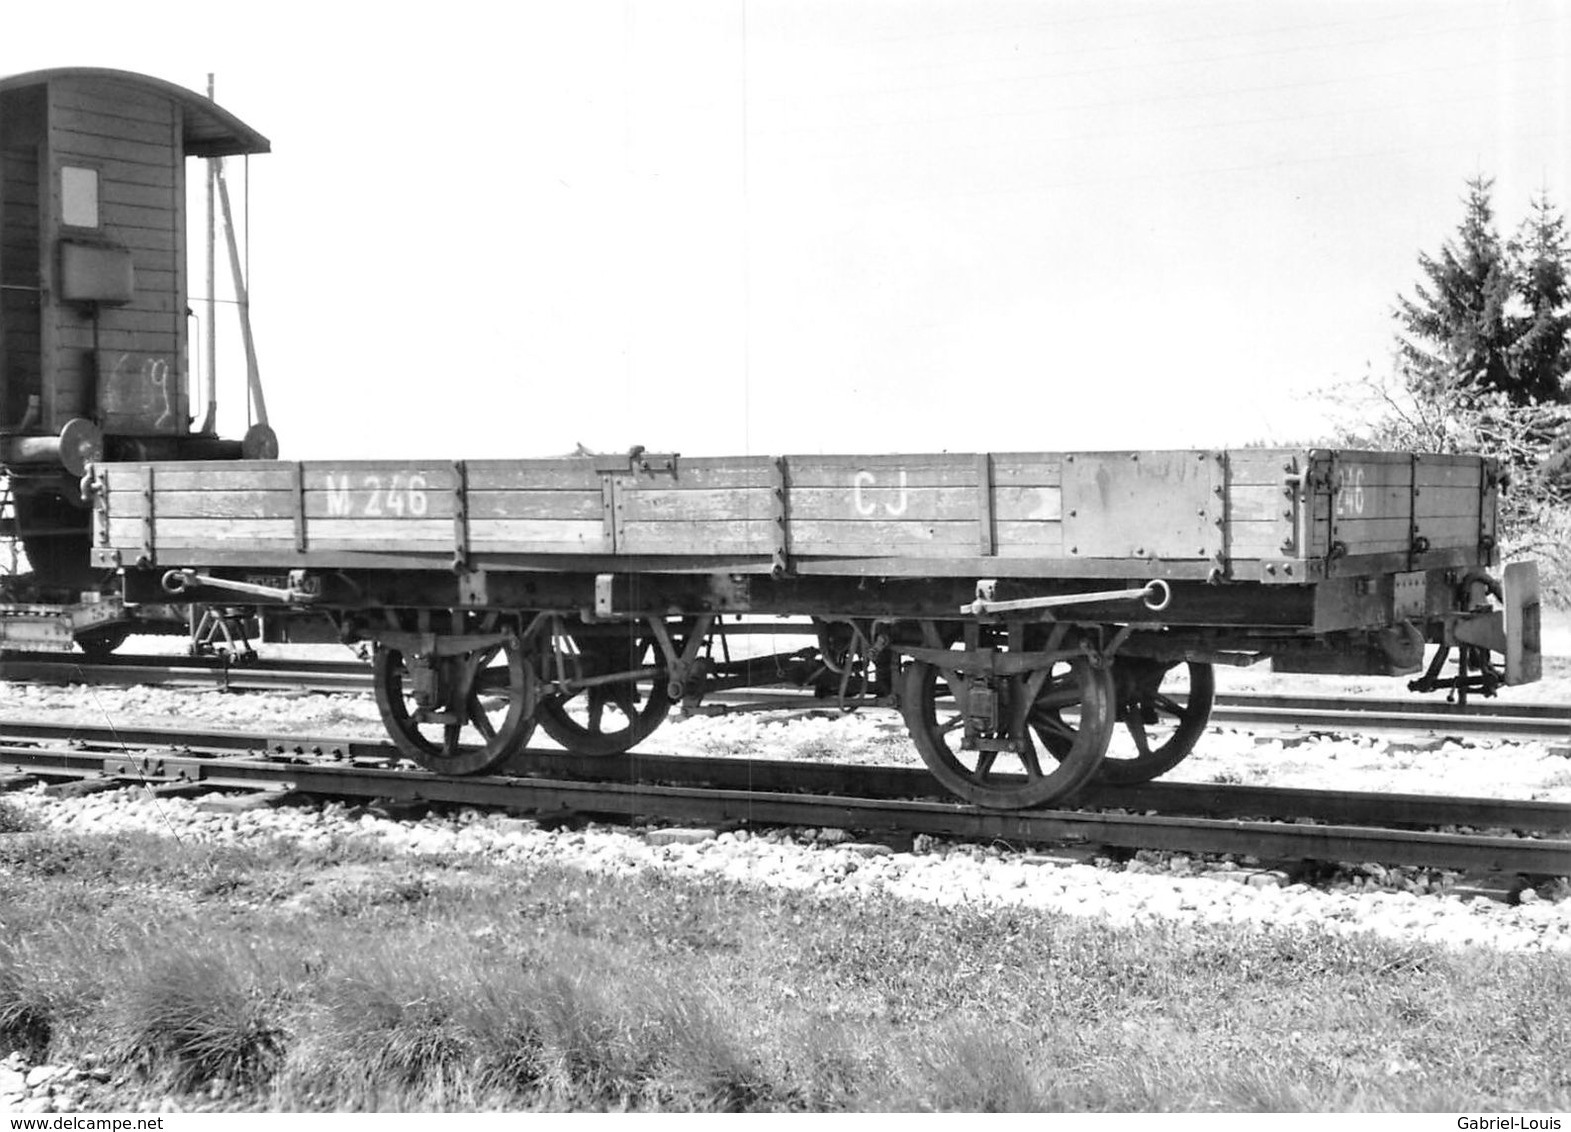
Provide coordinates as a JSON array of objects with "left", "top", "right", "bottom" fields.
[{"left": 4, "top": 0, "right": 1569, "bottom": 460}]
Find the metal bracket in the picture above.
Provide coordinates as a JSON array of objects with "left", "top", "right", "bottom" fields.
[
  {"left": 452, "top": 460, "right": 471, "bottom": 573},
  {"left": 140, "top": 465, "right": 155, "bottom": 567},
  {"left": 771, "top": 456, "right": 791, "bottom": 577},
  {"left": 593, "top": 445, "right": 679, "bottom": 477},
  {"left": 162, "top": 569, "right": 321, "bottom": 604},
  {"left": 962, "top": 578, "right": 1171, "bottom": 617},
  {"left": 458, "top": 567, "right": 489, "bottom": 607}
]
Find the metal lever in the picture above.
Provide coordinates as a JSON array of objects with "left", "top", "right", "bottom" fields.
[
  {"left": 963, "top": 578, "right": 1171, "bottom": 616},
  {"left": 162, "top": 569, "right": 319, "bottom": 604}
]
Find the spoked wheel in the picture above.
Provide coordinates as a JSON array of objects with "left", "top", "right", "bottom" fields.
[
  {"left": 901, "top": 653, "right": 1116, "bottom": 809},
  {"left": 1099, "top": 659, "right": 1215, "bottom": 784},
  {"left": 373, "top": 635, "right": 536, "bottom": 775},
  {"left": 536, "top": 625, "right": 672, "bottom": 756}
]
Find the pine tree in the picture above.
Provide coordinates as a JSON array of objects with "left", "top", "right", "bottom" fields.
[
  {"left": 1506, "top": 191, "right": 1571, "bottom": 405},
  {"left": 1395, "top": 176, "right": 1516, "bottom": 399},
  {"left": 1376, "top": 177, "right": 1571, "bottom": 601}
]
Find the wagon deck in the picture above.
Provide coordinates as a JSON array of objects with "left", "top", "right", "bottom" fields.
[{"left": 91, "top": 446, "right": 1499, "bottom": 584}]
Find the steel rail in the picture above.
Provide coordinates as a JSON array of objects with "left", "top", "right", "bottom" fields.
[
  {"left": 2, "top": 724, "right": 1567, "bottom": 876},
  {"left": 3, "top": 717, "right": 1570, "bottom": 833},
  {"left": 2, "top": 652, "right": 1569, "bottom": 739}
]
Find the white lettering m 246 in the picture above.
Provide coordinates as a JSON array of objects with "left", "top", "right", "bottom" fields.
[{"left": 323, "top": 472, "right": 430, "bottom": 518}]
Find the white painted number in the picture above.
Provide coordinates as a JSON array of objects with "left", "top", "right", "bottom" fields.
[
  {"left": 323, "top": 472, "right": 431, "bottom": 518},
  {"left": 1335, "top": 466, "right": 1366, "bottom": 516}
]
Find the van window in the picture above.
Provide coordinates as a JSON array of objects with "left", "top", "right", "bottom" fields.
[{"left": 61, "top": 166, "right": 99, "bottom": 228}]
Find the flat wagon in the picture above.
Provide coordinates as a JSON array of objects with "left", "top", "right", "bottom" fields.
[{"left": 92, "top": 445, "right": 1541, "bottom": 808}]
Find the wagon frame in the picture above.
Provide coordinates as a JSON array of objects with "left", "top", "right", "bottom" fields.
[{"left": 95, "top": 444, "right": 1541, "bottom": 809}]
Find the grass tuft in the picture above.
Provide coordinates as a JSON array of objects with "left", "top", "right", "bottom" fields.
[
  {"left": 882, "top": 1022, "right": 1045, "bottom": 1112},
  {"left": 114, "top": 944, "right": 287, "bottom": 1093},
  {"left": 0, "top": 952, "right": 54, "bottom": 1059},
  {"left": 0, "top": 797, "right": 34, "bottom": 834}
]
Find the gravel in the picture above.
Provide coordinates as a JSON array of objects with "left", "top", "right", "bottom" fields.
[
  {"left": 3, "top": 638, "right": 1569, "bottom": 957},
  {"left": 5, "top": 779, "right": 1569, "bottom": 954}
]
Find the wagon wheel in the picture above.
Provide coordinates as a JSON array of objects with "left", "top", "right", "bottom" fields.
[
  {"left": 536, "top": 626, "right": 672, "bottom": 757},
  {"left": 373, "top": 637, "right": 536, "bottom": 775},
  {"left": 901, "top": 653, "right": 1115, "bottom": 809},
  {"left": 1105, "top": 659, "right": 1215, "bottom": 784},
  {"left": 1039, "top": 659, "right": 1215, "bottom": 784}
]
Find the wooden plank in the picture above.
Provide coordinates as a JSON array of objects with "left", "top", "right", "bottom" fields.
[
  {"left": 466, "top": 462, "right": 604, "bottom": 491},
  {"left": 1415, "top": 514, "right": 1485, "bottom": 544},
  {"left": 786, "top": 454, "right": 979, "bottom": 489},
  {"left": 105, "top": 228, "right": 178, "bottom": 254},
  {"left": 111, "top": 490, "right": 295, "bottom": 519},
  {"left": 1415, "top": 484, "right": 1486, "bottom": 512},
  {"left": 620, "top": 462, "right": 777, "bottom": 491},
  {"left": 991, "top": 456, "right": 1062, "bottom": 487},
  {"left": 1228, "top": 521, "right": 1295, "bottom": 559},
  {"left": 993, "top": 521, "right": 1066, "bottom": 555},
  {"left": 57, "top": 330, "right": 179, "bottom": 358},
  {"left": 1226, "top": 448, "right": 1301, "bottom": 485},
  {"left": 109, "top": 517, "right": 289, "bottom": 546},
  {"left": 51, "top": 104, "right": 174, "bottom": 146},
  {"left": 78, "top": 307, "right": 179, "bottom": 334},
  {"left": 112, "top": 516, "right": 609, "bottom": 550},
  {"left": 618, "top": 519, "right": 775, "bottom": 555},
  {"left": 52, "top": 84, "right": 172, "bottom": 125},
  {"left": 303, "top": 489, "right": 601, "bottom": 521},
  {"left": 105, "top": 463, "right": 298, "bottom": 492},
  {"left": 1416, "top": 459, "right": 1486, "bottom": 489},
  {"left": 1226, "top": 486, "right": 1293, "bottom": 523},
  {"left": 472, "top": 518, "right": 606, "bottom": 547},
  {"left": 776, "top": 485, "right": 987, "bottom": 522},
  {"left": 50, "top": 131, "right": 175, "bottom": 169},
  {"left": 787, "top": 519, "right": 978, "bottom": 552},
  {"left": 99, "top": 202, "right": 178, "bottom": 232},
  {"left": 108, "top": 486, "right": 553, "bottom": 527},
  {"left": 1332, "top": 516, "right": 1414, "bottom": 555},
  {"left": 617, "top": 486, "right": 774, "bottom": 522}
]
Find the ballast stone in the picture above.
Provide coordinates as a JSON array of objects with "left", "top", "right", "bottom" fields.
[{"left": 646, "top": 827, "right": 718, "bottom": 846}]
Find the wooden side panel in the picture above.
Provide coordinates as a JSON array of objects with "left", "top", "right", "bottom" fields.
[
  {"left": 101, "top": 459, "right": 611, "bottom": 560},
  {"left": 1330, "top": 452, "right": 1414, "bottom": 556},
  {"left": 617, "top": 457, "right": 777, "bottom": 555},
  {"left": 1225, "top": 449, "right": 1299, "bottom": 560},
  {"left": 1304, "top": 451, "right": 1488, "bottom": 561},
  {"left": 1061, "top": 450, "right": 1224, "bottom": 560},
  {"left": 783, "top": 453, "right": 976, "bottom": 557},
  {"left": 1414, "top": 454, "right": 1491, "bottom": 550},
  {"left": 95, "top": 450, "right": 1498, "bottom": 577},
  {"left": 470, "top": 458, "right": 616, "bottom": 553},
  {"left": 781, "top": 453, "right": 1068, "bottom": 558}
]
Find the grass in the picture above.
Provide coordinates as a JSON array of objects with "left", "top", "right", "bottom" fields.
[
  {"left": 0, "top": 823, "right": 1567, "bottom": 1111},
  {"left": 0, "top": 797, "right": 33, "bottom": 834}
]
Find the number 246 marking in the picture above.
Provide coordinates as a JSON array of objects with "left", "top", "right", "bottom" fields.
[
  {"left": 324, "top": 472, "right": 429, "bottom": 518},
  {"left": 1335, "top": 467, "right": 1366, "bottom": 516}
]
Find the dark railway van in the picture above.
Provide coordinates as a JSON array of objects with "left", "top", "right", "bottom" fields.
[
  {"left": 96, "top": 447, "right": 1542, "bottom": 809},
  {"left": 0, "top": 67, "right": 271, "bottom": 650}
]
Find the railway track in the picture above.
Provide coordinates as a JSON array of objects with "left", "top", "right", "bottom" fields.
[
  {"left": 3, "top": 650, "right": 1568, "bottom": 742},
  {"left": 3, "top": 718, "right": 1567, "bottom": 878}
]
